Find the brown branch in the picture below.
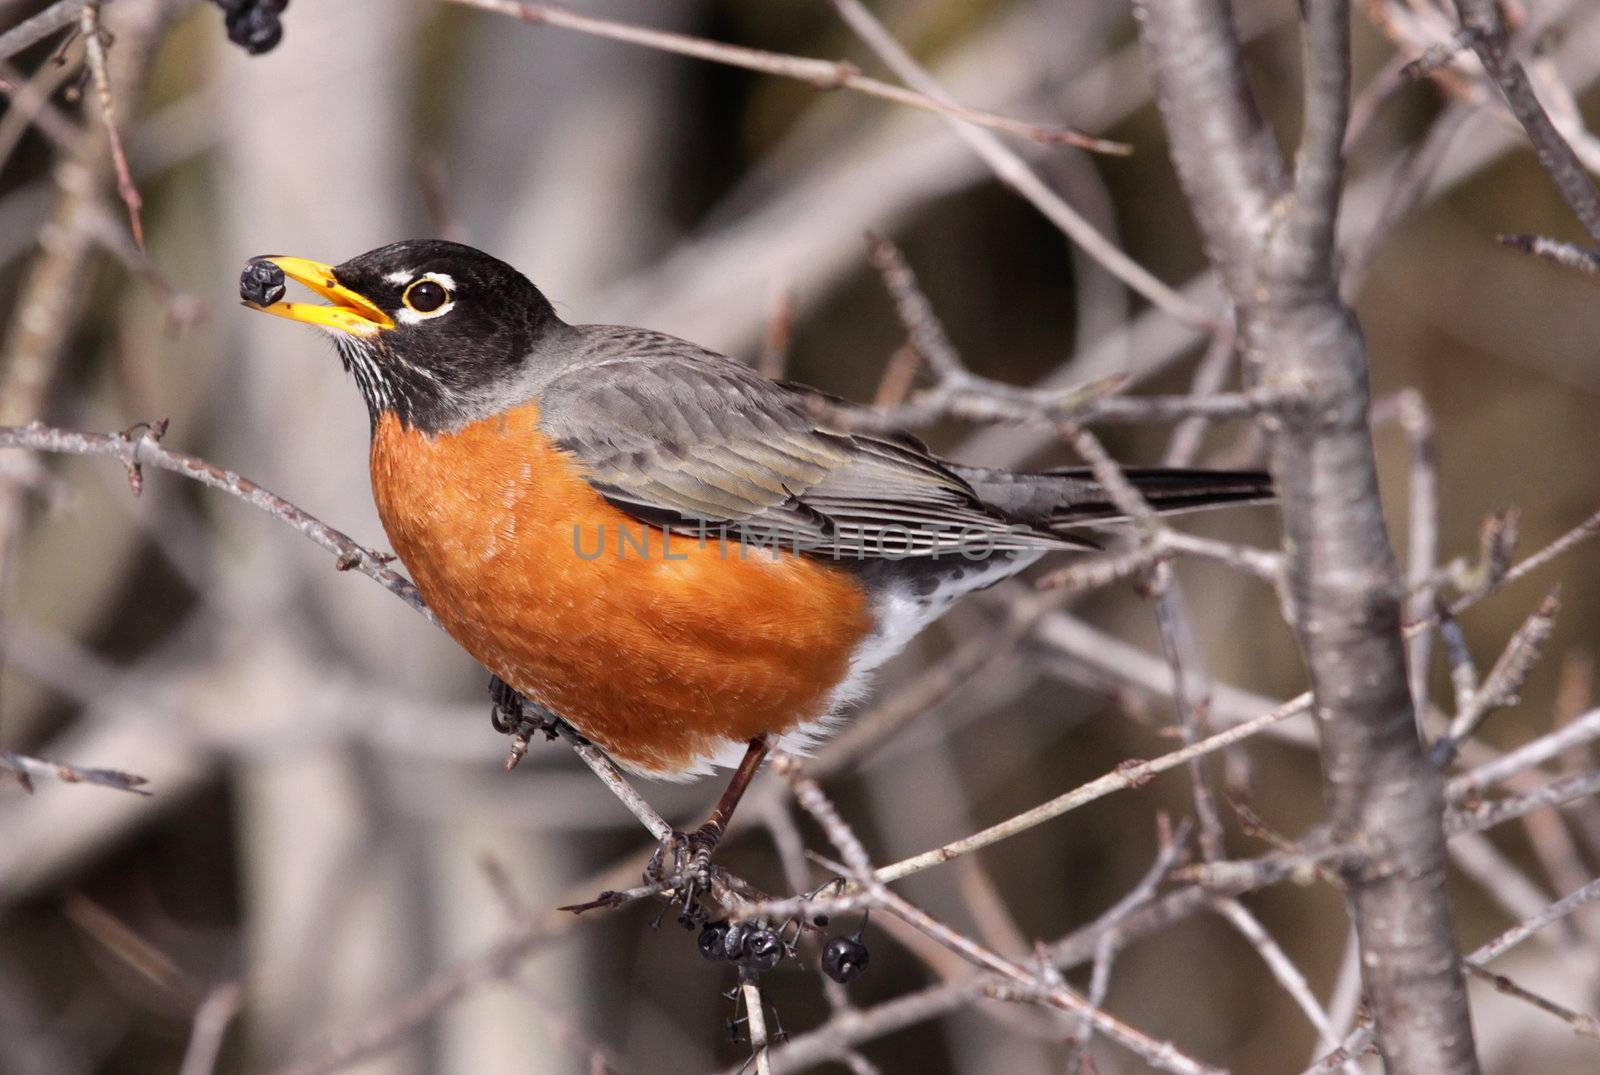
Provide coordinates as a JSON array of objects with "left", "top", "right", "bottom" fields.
[{"left": 443, "top": 0, "right": 1126, "bottom": 155}]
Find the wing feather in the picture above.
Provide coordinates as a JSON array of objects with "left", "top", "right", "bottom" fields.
[{"left": 537, "top": 330, "right": 1066, "bottom": 559}]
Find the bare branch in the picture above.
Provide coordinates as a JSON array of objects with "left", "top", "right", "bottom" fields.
[
  {"left": 777, "top": 757, "right": 1225, "bottom": 1075},
  {"left": 80, "top": 0, "right": 143, "bottom": 249},
  {"left": 825, "top": 0, "right": 1211, "bottom": 327},
  {"left": 1498, "top": 233, "right": 1600, "bottom": 275},
  {"left": 444, "top": 0, "right": 1127, "bottom": 154},
  {"left": 0, "top": 422, "right": 435, "bottom": 623},
  {"left": 1448, "top": 708, "right": 1600, "bottom": 800},
  {"left": 1453, "top": 0, "right": 1600, "bottom": 243},
  {"left": 1433, "top": 586, "right": 1561, "bottom": 765},
  {"left": 871, "top": 693, "right": 1311, "bottom": 884},
  {"left": 1469, "top": 875, "right": 1600, "bottom": 963},
  {"left": 1136, "top": 0, "right": 1480, "bottom": 1067},
  {"left": 0, "top": 750, "right": 149, "bottom": 795},
  {"left": 0, "top": 0, "right": 102, "bottom": 60},
  {"left": 177, "top": 982, "right": 244, "bottom": 1075},
  {"left": 1460, "top": 963, "right": 1600, "bottom": 1041}
]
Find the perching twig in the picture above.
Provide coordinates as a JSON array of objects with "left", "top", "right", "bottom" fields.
[{"left": 0, "top": 423, "right": 435, "bottom": 623}]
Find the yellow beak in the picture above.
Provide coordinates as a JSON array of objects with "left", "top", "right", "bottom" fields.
[{"left": 242, "top": 256, "right": 395, "bottom": 337}]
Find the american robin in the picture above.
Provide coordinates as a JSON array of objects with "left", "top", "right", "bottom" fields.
[{"left": 241, "top": 240, "right": 1269, "bottom": 848}]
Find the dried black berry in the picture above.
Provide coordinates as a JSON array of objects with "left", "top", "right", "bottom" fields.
[
  {"left": 239, "top": 260, "right": 286, "bottom": 307},
  {"left": 226, "top": 9, "right": 282, "bottom": 55},
  {"left": 699, "top": 920, "right": 731, "bottom": 962},
  {"left": 821, "top": 935, "right": 869, "bottom": 983},
  {"left": 720, "top": 922, "right": 751, "bottom": 962},
  {"left": 736, "top": 928, "right": 783, "bottom": 973}
]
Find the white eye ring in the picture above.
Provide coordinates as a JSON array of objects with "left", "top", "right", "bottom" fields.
[{"left": 398, "top": 273, "right": 456, "bottom": 323}]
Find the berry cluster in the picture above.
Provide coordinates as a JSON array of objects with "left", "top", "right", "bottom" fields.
[
  {"left": 697, "top": 915, "right": 871, "bottom": 983},
  {"left": 210, "top": 0, "right": 289, "bottom": 55},
  {"left": 699, "top": 920, "right": 784, "bottom": 973}
]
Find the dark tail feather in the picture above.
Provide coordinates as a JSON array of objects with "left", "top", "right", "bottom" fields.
[
  {"left": 952, "top": 465, "right": 1273, "bottom": 532},
  {"left": 1044, "top": 467, "right": 1273, "bottom": 529}
]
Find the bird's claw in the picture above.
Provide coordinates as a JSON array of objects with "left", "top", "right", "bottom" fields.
[{"left": 488, "top": 677, "right": 586, "bottom": 772}]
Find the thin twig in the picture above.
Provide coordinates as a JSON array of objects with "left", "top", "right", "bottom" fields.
[
  {"left": 1070, "top": 820, "right": 1192, "bottom": 1062},
  {"left": 871, "top": 693, "right": 1311, "bottom": 884},
  {"left": 742, "top": 977, "right": 773, "bottom": 1075},
  {"left": 177, "top": 982, "right": 245, "bottom": 1075},
  {"left": 1497, "top": 233, "right": 1600, "bottom": 275},
  {"left": 445, "top": 0, "right": 1127, "bottom": 154},
  {"left": 0, "top": 0, "right": 103, "bottom": 59},
  {"left": 1433, "top": 587, "right": 1561, "bottom": 765},
  {"left": 826, "top": 0, "right": 1210, "bottom": 327},
  {"left": 80, "top": 0, "right": 143, "bottom": 249},
  {"left": 0, "top": 750, "right": 149, "bottom": 794},
  {"left": 1214, "top": 898, "right": 1354, "bottom": 1066},
  {"left": 1454, "top": 0, "right": 1600, "bottom": 243},
  {"left": 0, "top": 423, "right": 435, "bottom": 623},
  {"left": 1448, "top": 708, "right": 1600, "bottom": 801},
  {"left": 1460, "top": 963, "right": 1600, "bottom": 1039},
  {"left": 1446, "top": 768, "right": 1600, "bottom": 837},
  {"left": 571, "top": 742, "right": 672, "bottom": 841},
  {"left": 779, "top": 757, "right": 1225, "bottom": 1075}
]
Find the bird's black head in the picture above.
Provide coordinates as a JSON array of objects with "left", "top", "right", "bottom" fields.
[{"left": 241, "top": 240, "right": 566, "bottom": 433}]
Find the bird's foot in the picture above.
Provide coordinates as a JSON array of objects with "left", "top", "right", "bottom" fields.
[
  {"left": 641, "top": 821, "right": 744, "bottom": 929},
  {"left": 647, "top": 820, "right": 724, "bottom": 883},
  {"left": 488, "top": 675, "right": 586, "bottom": 770}
]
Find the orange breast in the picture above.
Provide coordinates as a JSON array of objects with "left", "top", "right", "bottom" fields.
[{"left": 369, "top": 404, "right": 873, "bottom": 776}]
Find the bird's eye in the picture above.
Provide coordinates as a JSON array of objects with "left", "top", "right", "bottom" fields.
[{"left": 403, "top": 279, "right": 450, "bottom": 314}]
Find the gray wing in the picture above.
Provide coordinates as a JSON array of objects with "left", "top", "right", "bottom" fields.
[{"left": 536, "top": 328, "right": 1071, "bottom": 558}]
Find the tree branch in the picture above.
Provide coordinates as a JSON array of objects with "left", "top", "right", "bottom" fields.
[
  {"left": 0, "top": 422, "right": 435, "bottom": 623},
  {"left": 1135, "top": 0, "right": 1480, "bottom": 1070},
  {"left": 1454, "top": 0, "right": 1600, "bottom": 243},
  {"left": 444, "top": 0, "right": 1126, "bottom": 155}
]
